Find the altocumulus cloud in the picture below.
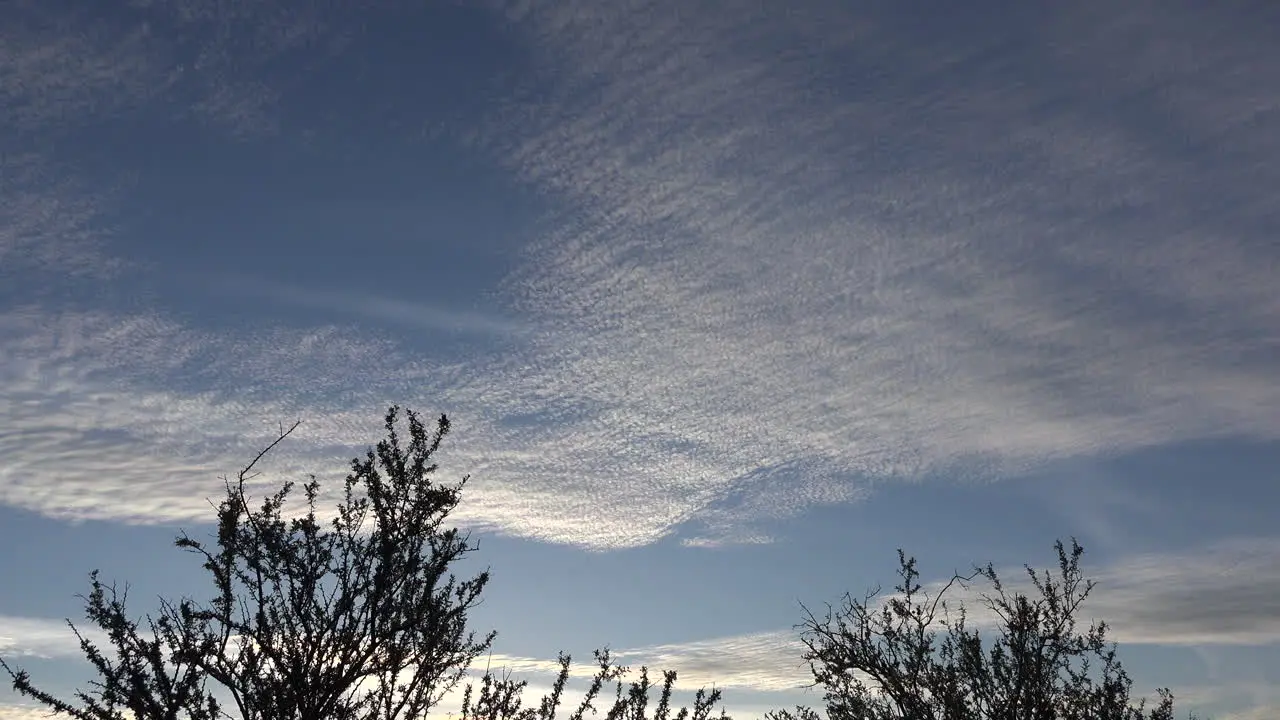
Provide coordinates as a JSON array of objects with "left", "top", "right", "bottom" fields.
[
  {"left": 474, "top": 0, "right": 1280, "bottom": 539},
  {"left": 0, "top": 0, "right": 338, "bottom": 276},
  {"left": 1, "top": 0, "right": 1278, "bottom": 550},
  {"left": 0, "top": 303, "right": 779, "bottom": 548},
  {"left": 0, "top": 706, "right": 70, "bottom": 720}
]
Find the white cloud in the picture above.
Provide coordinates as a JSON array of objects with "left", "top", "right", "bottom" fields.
[
  {"left": 0, "top": 2, "right": 339, "bottom": 276},
  {"left": 480, "top": 633, "right": 812, "bottom": 694},
  {"left": 0, "top": 615, "right": 803, "bottom": 705},
  {"left": 469, "top": 632, "right": 810, "bottom": 694},
  {"left": 1090, "top": 539, "right": 1280, "bottom": 646},
  {"left": 0, "top": 6, "right": 167, "bottom": 133},
  {"left": 0, "top": 300, "right": 825, "bottom": 548},
  {"left": 1159, "top": 681, "right": 1280, "bottom": 720},
  {"left": 0, "top": 306, "right": 452, "bottom": 525},
  {"left": 0, "top": 2, "right": 1277, "bottom": 551},
  {"left": 466, "top": 0, "right": 1280, "bottom": 539},
  {"left": 846, "top": 537, "right": 1280, "bottom": 648},
  {"left": 611, "top": 632, "right": 810, "bottom": 693},
  {"left": 0, "top": 153, "right": 125, "bottom": 278},
  {"left": 0, "top": 304, "right": 726, "bottom": 548},
  {"left": 0, "top": 706, "right": 60, "bottom": 720},
  {"left": 0, "top": 616, "right": 104, "bottom": 660},
  {"left": 223, "top": 277, "right": 530, "bottom": 339}
]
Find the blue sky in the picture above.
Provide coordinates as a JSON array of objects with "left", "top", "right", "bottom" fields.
[{"left": 2, "top": 1, "right": 1278, "bottom": 718}]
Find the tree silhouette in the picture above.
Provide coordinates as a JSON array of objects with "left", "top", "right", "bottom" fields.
[
  {"left": 2, "top": 406, "right": 728, "bottom": 720},
  {"left": 770, "top": 540, "right": 1197, "bottom": 720},
  {"left": 457, "top": 650, "right": 726, "bottom": 720}
]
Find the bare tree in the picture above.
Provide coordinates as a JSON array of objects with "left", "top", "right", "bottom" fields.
[{"left": 770, "top": 540, "right": 1197, "bottom": 720}]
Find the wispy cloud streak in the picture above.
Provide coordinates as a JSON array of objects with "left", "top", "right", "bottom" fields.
[
  {"left": 226, "top": 278, "right": 529, "bottom": 338},
  {"left": 0, "top": 616, "right": 104, "bottom": 660}
]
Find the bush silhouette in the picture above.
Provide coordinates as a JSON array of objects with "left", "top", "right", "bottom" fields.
[{"left": 771, "top": 540, "right": 1199, "bottom": 720}]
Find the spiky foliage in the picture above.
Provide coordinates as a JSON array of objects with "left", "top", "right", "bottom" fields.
[
  {"left": 3, "top": 406, "right": 494, "bottom": 720},
  {"left": 771, "top": 540, "right": 1197, "bottom": 720},
  {"left": 458, "top": 650, "right": 728, "bottom": 720}
]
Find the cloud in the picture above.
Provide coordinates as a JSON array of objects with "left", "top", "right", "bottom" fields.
[
  {"left": 610, "top": 632, "right": 810, "bottom": 692},
  {"left": 469, "top": 0, "right": 1280, "bottom": 537},
  {"left": 0, "top": 154, "right": 126, "bottom": 278},
  {"left": 0, "top": 4, "right": 168, "bottom": 133},
  {"left": 1159, "top": 681, "right": 1280, "bottom": 720},
  {"left": 443, "top": 672, "right": 800, "bottom": 720},
  {"left": 0, "top": 612, "right": 804, "bottom": 696},
  {"left": 1090, "top": 538, "right": 1280, "bottom": 646},
  {"left": 0, "top": 3, "right": 145, "bottom": 276},
  {"left": 839, "top": 538, "right": 1280, "bottom": 648},
  {"left": 0, "top": 303, "right": 729, "bottom": 548},
  {"left": 223, "top": 277, "right": 530, "bottom": 339},
  {"left": 1000, "top": 539, "right": 1280, "bottom": 647},
  {"left": 0, "top": 616, "right": 104, "bottom": 660},
  {"left": 1, "top": 2, "right": 1278, "bottom": 550},
  {"left": 0, "top": 1, "right": 338, "bottom": 276},
  {"left": 0, "top": 301, "right": 790, "bottom": 549},
  {"left": 0, "top": 706, "right": 61, "bottom": 720},
  {"left": 0, "top": 306, "right": 459, "bottom": 525},
  {"left": 479, "top": 632, "right": 809, "bottom": 694},
  {"left": 0, "top": 0, "right": 352, "bottom": 138}
]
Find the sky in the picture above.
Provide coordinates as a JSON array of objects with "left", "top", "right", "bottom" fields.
[{"left": 1, "top": 0, "right": 1278, "bottom": 718}]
